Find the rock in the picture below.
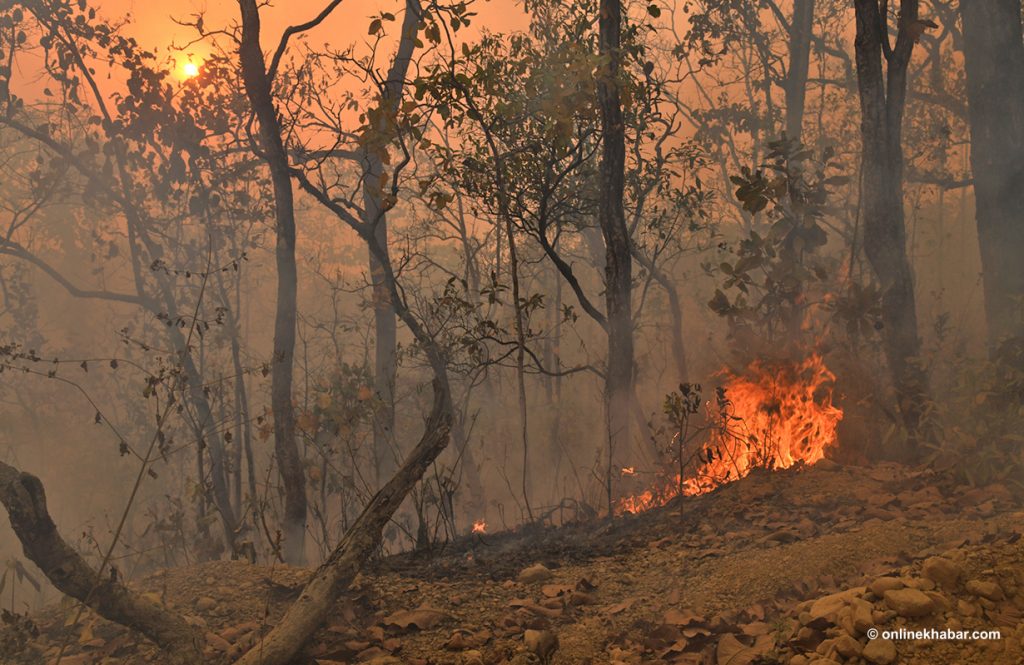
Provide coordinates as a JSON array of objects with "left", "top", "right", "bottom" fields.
[
  {"left": 884, "top": 588, "right": 936, "bottom": 618},
  {"left": 862, "top": 637, "right": 897, "bottom": 664},
  {"left": 789, "top": 656, "right": 809, "bottom": 665},
  {"left": 851, "top": 598, "right": 874, "bottom": 634},
  {"left": 715, "top": 633, "right": 773, "bottom": 665},
  {"left": 518, "top": 564, "right": 554, "bottom": 584},
  {"left": 965, "top": 579, "right": 1005, "bottom": 601},
  {"left": 808, "top": 588, "right": 865, "bottom": 620},
  {"left": 204, "top": 632, "right": 232, "bottom": 652},
  {"left": 836, "top": 606, "right": 856, "bottom": 635},
  {"left": 834, "top": 634, "right": 863, "bottom": 658},
  {"left": 196, "top": 596, "right": 218, "bottom": 611},
  {"left": 957, "top": 599, "right": 978, "bottom": 616},
  {"left": 925, "top": 590, "right": 951, "bottom": 612},
  {"left": 807, "top": 659, "right": 841, "bottom": 665},
  {"left": 869, "top": 577, "right": 904, "bottom": 596},
  {"left": 523, "top": 629, "right": 558, "bottom": 662},
  {"left": 461, "top": 651, "right": 485, "bottom": 665}
]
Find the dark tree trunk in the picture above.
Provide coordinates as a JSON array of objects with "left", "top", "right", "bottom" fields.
[
  {"left": 853, "top": 0, "right": 928, "bottom": 450},
  {"left": 597, "top": 0, "right": 635, "bottom": 481},
  {"left": 785, "top": 0, "right": 816, "bottom": 141},
  {"left": 363, "top": 0, "right": 422, "bottom": 485},
  {"left": 960, "top": 0, "right": 1024, "bottom": 348},
  {"left": 239, "top": 0, "right": 307, "bottom": 565}
]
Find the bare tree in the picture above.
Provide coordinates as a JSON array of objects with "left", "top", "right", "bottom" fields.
[
  {"left": 960, "top": 0, "right": 1024, "bottom": 349},
  {"left": 852, "top": 0, "right": 931, "bottom": 449},
  {"left": 597, "top": 0, "right": 635, "bottom": 488}
]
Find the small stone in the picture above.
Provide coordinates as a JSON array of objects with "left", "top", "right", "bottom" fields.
[
  {"left": 834, "top": 633, "right": 863, "bottom": 658},
  {"left": 872, "top": 609, "right": 896, "bottom": 624},
  {"left": 870, "top": 577, "right": 904, "bottom": 596},
  {"left": 808, "top": 659, "right": 840, "bottom": 665},
  {"left": 884, "top": 588, "right": 935, "bottom": 618},
  {"left": 925, "top": 590, "right": 951, "bottom": 612},
  {"left": 196, "top": 596, "right": 218, "bottom": 611},
  {"left": 523, "top": 629, "right": 558, "bottom": 661},
  {"left": 922, "top": 557, "right": 961, "bottom": 589},
  {"left": 517, "top": 564, "right": 554, "bottom": 584},
  {"left": 816, "top": 637, "right": 837, "bottom": 656},
  {"left": 965, "top": 579, "right": 1005, "bottom": 601},
  {"left": 957, "top": 599, "right": 978, "bottom": 616},
  {"left": 809, "top": 588, "right": 865, "bottom": 620},
  {"left": 862, "top": 637, "right": 897, "bottom": 664},
  {"left": 461, "top": 651, "right": 485, "bottom": 665},
  {"left": 852, "top": 598, "right": 874, "bottom": 634},
  {"left": 837, "top": 607, "right": 856, "bottom": 635}
]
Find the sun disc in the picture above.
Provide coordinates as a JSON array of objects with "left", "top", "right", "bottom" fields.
[{"left": 182, "top": 62, "right": 199, "bottom": 78}]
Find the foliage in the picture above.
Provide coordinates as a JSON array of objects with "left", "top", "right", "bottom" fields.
[{"left": 706, "top": 136, "right": 850, "bottom": 359}]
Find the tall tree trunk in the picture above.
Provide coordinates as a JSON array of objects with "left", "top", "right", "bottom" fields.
[
  {"left": 785, "top": 0, "right": 816, "bottom": 142},
  {"left": 275, "top": 165, "right": 456, "bottom": 665},
  {"left": 960, "top": 0, "right": 1024, "bottom": 348},
  {"left": 597, "top": 0, "right": 635, "bottom": 481},
  {"left": 239, "top": 0, "right": 307, "bottom": 565},
  {"left": 363, "top": 0, "right": 422, "bottom": 485},
  {"left": 853, "top": 0, "right": 928, "bottom": 450}
]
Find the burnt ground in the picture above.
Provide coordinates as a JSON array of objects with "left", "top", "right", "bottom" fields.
[{"left": 3, "top": 460, "right": 1023, "bottom": 665}]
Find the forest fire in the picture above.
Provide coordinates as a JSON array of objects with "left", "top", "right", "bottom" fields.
[
  {"left": 619, "top": 355, "right": 843, "bottom": 514},
  {"left": 471, "top": 519, "right": 487, "bottom": 534}
]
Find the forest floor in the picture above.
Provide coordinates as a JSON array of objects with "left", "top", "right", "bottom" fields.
[{"left": 4, "top": 460, "right": 1023, "bottom": 665}]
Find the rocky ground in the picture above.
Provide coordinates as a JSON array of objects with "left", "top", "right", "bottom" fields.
[{"left": 2, "top": 460, "right": 1022, "bottom": 665}]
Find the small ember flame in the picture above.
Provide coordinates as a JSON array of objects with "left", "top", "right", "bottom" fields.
[
  {"left": 472, "top": 519, "right": 487, "bottom": 534},
  {"left": 619, "top": 354, "right": 843, "bottom": 514},
  {"left": 621, "top": 466, "right": 636, "bottom": 476}
]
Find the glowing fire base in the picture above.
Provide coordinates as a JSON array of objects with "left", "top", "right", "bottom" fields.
[{"left": 620, "top": 354, "right": 843, "bottom": 514}]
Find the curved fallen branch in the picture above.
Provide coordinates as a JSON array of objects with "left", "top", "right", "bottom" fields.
[
  {"left": 233, "top": 380, "right": 452, "bottom": 665},
  {"left": 0, "top": 461, "right": 203, "bottom": 665}
]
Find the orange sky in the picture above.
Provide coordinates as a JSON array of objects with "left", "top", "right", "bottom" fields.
[{"left": 109, "top": 0, "right": 530, "bottom": 76}]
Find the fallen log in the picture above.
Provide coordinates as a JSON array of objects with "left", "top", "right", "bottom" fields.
[
  {"left": 233, "top": 379, "right": 452, "bottom": 665},
  {"left": 0, "top": 461, "right": 204, "bottom": 664}
]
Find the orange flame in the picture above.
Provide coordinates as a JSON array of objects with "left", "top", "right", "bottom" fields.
[
  {"left": 621, "top": 466, "right": 636, "bottom": 476},
  {"left": 472, "top": 519, "right": 487, "bottom": 534},
  {"left": 619, "top": 354, "right": 843, "bottom": 514}
]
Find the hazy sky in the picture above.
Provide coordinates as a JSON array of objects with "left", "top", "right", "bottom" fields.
[{"left": 110, "top": 0, "right": 530, "bottom": 76}]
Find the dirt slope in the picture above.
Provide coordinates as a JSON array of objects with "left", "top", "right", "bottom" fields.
[{"left": 3, "top": 461, "right": 1022, "bottom": 665}]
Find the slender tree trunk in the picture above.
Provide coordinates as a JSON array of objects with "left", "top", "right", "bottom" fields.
[
  {"left": 853, "top": 0, "right": 928, "bottom": 450},
  {"left": 363, "top": 0, "right": 422, "bottom": 485},
  {"left": 785, "top": 0, "right": 816, "bottom": 142},
  {"left": 632, "top": 247, "right": 688, "bottom": 380},
  {"left": 239, "top": 0, "right": 307, "bottom": 565},
  {"left": 597, "top": 0, "right": 635, "bottom": 476},
  {"left": 173, "top": 333, "right": 238, "bottom": 550},
  {"left": 265, "top": 164, "right": 456, "bottom": 665},
  {"left": 960, "top": 0, "right": 1024, "bottom": 348},
  {"left": 505, "top": 219, "right": 533, "bottom": 520}
]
